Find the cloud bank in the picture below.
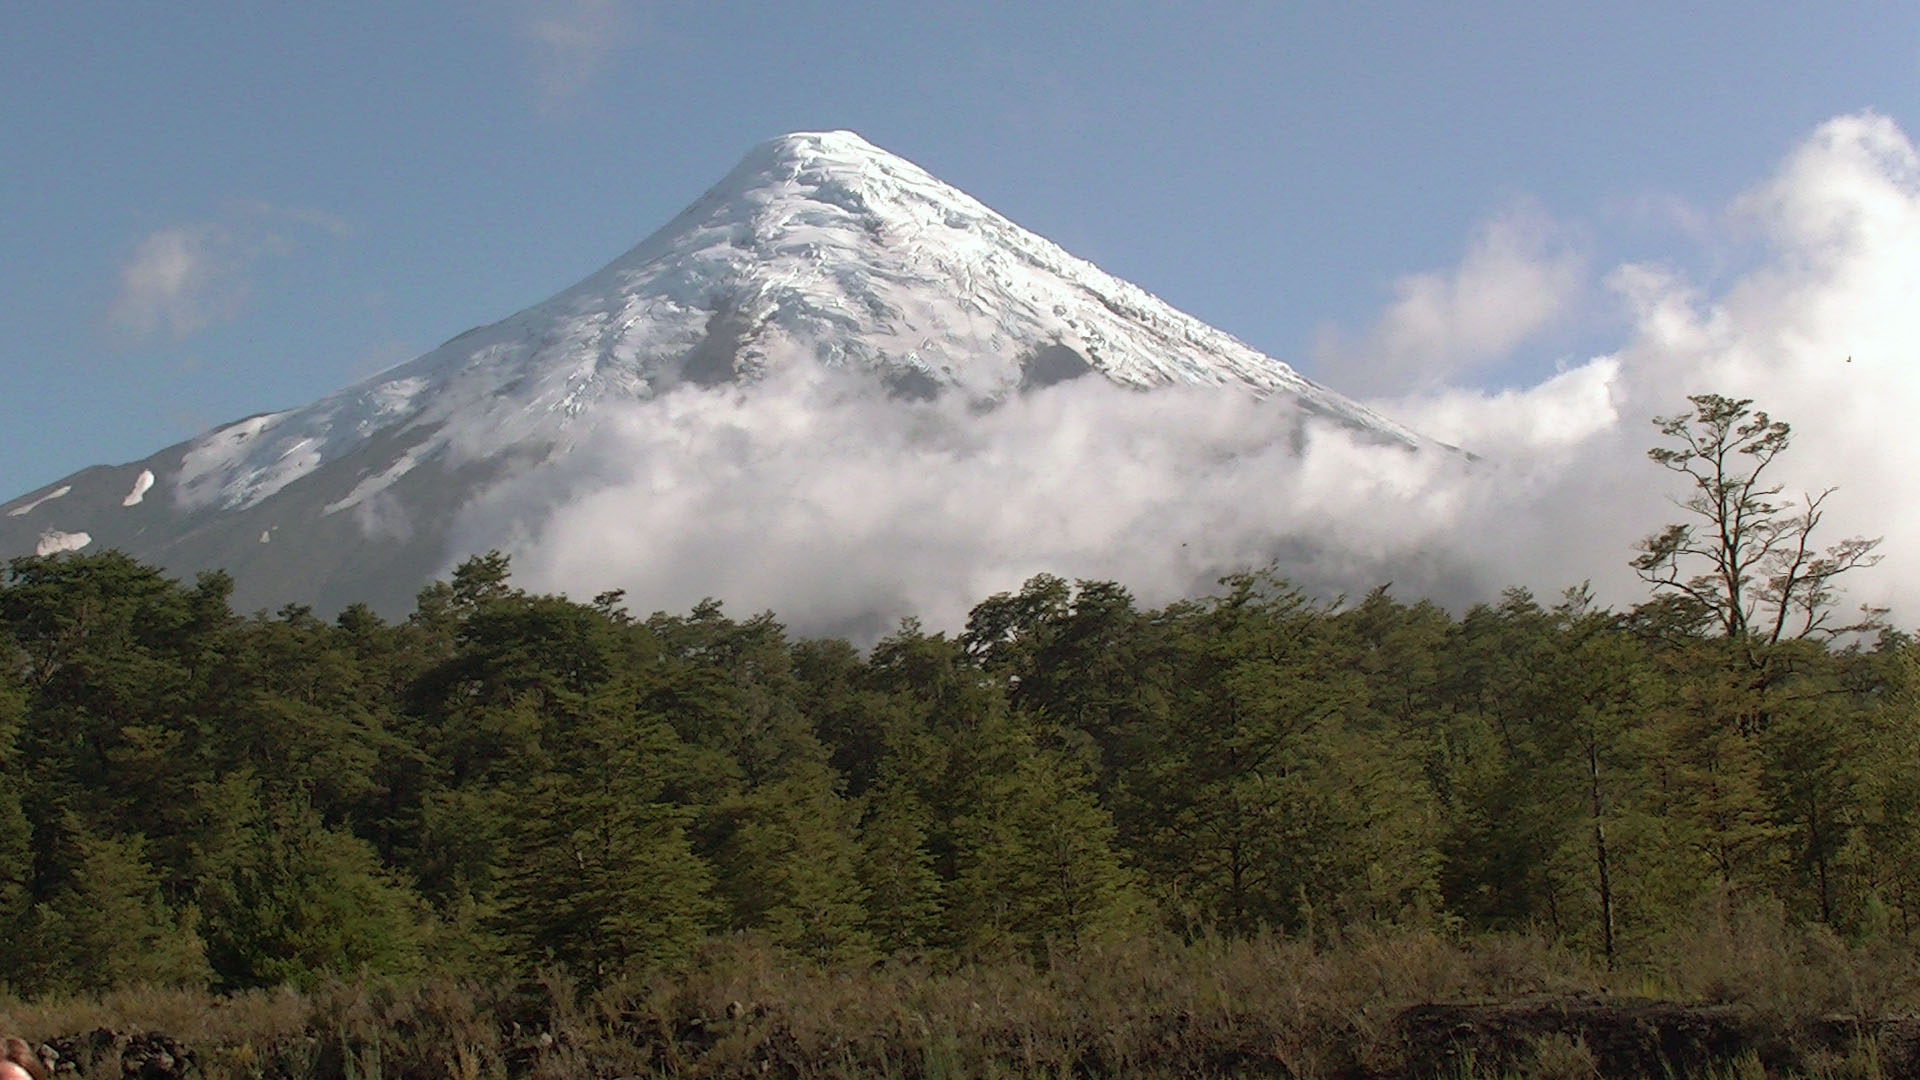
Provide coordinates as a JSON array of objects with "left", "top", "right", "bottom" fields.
[{"left": 446, "top": 112, "right": 1916, "bottom": 638}]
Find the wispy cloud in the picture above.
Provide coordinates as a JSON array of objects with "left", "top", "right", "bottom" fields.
[
  {"left": 522, "top": 0, "right": 639, "bottom": 114},
  {"left": 107, "top": 224, "right": 245, "bottom": 344},
  {"left": 1316, "top": 203, "right": 1585, "bottom": 395},
  {"left": 106, "top": 205, "right": 346, "bottom": 347}
]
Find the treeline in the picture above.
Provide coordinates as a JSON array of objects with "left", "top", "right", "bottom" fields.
[{"left": 1, "top": 540, "right": 1916, "bottom": 997}]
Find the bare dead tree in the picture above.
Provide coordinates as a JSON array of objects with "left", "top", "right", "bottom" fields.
[{"left": 1632, "top": 393, "right": 1883, "bottom": 647}]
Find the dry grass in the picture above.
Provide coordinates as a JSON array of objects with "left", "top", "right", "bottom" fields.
[
  {"left": 4, "top": 916, "right": 1918, "bottom": 1079},
  {"left": 1640, "top": 896, "right": 1920, "bottom": 1019},
  {"left": 0, "top": 983, "right": 313, "bottom": 1046}
]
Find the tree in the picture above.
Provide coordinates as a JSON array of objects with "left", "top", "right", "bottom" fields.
[
  {"left": 491, "top": 682, "right": 714, "bottom": 978},
  {"left": 22, "top": 817, "right": 210, "bottom": 993},
  {"left": 709, "top": 759, "right": 870, "bottom": 961},
  {"left": 206, "top": 607, "right": 390, "bottom": 827},
  {"left": 1760, "top": 664, "right": 1869, "bottom": 926},
  {"left": 1117, "top": 573, "right": 1435, "bottom": 934},
  {"left": 1632, "top": 394, "right": 1886, "bottom": 929},
  {"left": 1859, "top": 638, "right": 1920, "bottom": 933},
  {"left": 0, "top": 661, "right": 31, "bottom": 968},
  {"left": 1527, "top": 592, "right": 1666, "bottom": 966},
  {"left": 192, "top": 774, "right": 428, "bottom": 990},
  {"left": 1649, "top": 640, "right": 1785, "bottom": 899},
  {"left": 1633, "top": 394, "right": 1881, "bottom": 646},
  {"left": 946, "top": 728, "right": 1145, "bottom": 956},
  {"left": 856, "top": 777, "right": 945, "bottom": 952},
  {"left": 963, "top": 576, "right": 1165, "bottom": 792}
]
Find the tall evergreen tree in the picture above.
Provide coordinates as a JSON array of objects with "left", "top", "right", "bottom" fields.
[
  {"left": 948, "top": 742, "right": 1145, "bottom": 954},
  {"left": 1860, "top": 638, "right": 1920, "bottom": 933},
  {"left": 23, "top": 817, "right": 209, "bottom": 993},
  {"left": 710, "top": 759, "right": 870, "bottom": 960},
  {"left": 0, "top": 661, "right": 31, "bottom": 972},
  {"left": 964, "top": 576, "right": 1165, "bottom": 787},
  {"left": 3, "top": 556, "right": 232, "bottom": 881},
  {"left": 856, "top": 776, "right": 945, "bottom": 953},
  {"left": 193, "top": 775, "right": 427, "bottom": 990},
  {"left": 1757, "top": 641, "right": 1877, "bottom": 926},
  {"left": 1527, "top": 595, "right": 1664, "bottom": 966},
  {"left": 1121, "top": 573, "right": 1380, "bottom": 933},
  {"left": 492, "top": 681, "right": 713, "bottom": 978}
]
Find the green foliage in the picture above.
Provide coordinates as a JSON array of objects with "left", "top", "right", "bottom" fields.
[
  {"left": 1112, "top": 572, "right": 1435, "bottom": 935},
  {"left": 207, "top": 607, "right": 393, "bottom": 824},
  {"left": 948, "top": 741, "right": 1146, "bottom": 954},
  {"left": 710, "top": 760, "right": 870, "bottom": 960},
  {"left": 4, "top": 554, "right": 231, "bottom": 892},
  {"left": 194, "top": 779, "right": 427, "bottom": 990},
  {"left": 20, "top": 817, "right": 209, "bottom": 993},
  {"left": 0, "top": 661, "right": 32, "bottom": 973},
  {"left": 491, "top": 682, "right": 714, "bottom": 976},
  {"left": 857, "top": 777, "right": 945, "bottom": 952}
]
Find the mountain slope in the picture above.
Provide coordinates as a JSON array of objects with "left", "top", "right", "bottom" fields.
[{"left": 2, "top": 131, "right": 1430, "bottom": 616}]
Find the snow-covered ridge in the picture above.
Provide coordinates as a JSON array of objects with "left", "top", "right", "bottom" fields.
[{"left": 164, "top": 130, "right": 1419, "bottom": 514}]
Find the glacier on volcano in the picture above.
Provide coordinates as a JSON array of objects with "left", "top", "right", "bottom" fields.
[{"left": 166, "top": 131, "right": 1423, "bottom": 519}]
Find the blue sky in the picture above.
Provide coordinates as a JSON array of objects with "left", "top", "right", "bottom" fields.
[{"left": 3, "top": 2, "right": 1917, "bottom": 500}]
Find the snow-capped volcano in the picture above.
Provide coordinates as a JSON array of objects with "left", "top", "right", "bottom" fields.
[{"left": 2, "top": 131, "right": 1434, "bottom": 618}]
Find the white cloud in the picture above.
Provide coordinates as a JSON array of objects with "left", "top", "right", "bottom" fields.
[
  {"left": 107, "top": 225, "right": 244, "bottom": 344},
  {"left": 449, "top": 370, "right": 1484, "bottom": 638},
  {"left": 106, "top": 205, "right": 345, "bottom": 347},
  {"left": 522, "top": 0, "right": 638, "bottom": 113},
  {"left": 1373, "top": 111, "right": 1920, "bottom": 623},
  {"left": 1373, "top": 357, "right": 1622, "bottom": 453},
  {"left": 437, "top": 112, "right": 1916, "bottom": 638},
  {"left": 1317, "top": 203, "right": 1585, "bottom": 395}
]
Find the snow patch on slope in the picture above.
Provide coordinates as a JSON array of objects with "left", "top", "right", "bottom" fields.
[
  {"left": 6, "top": 485, "right": 71, "bottom": 517},
  {"left": 324, "top": 449, "right": 426, "bottom": 515},
  {"left": 122, "top": 470, "right": 155, "bottom": 506},
  {"left": 175, "top": 413, "right": 292, "bottom": 509},
  {"left": 35, "top": 530, "right": 90, "bottom": 556}
]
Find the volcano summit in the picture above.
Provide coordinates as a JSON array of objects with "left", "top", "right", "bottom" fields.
[{"left": 2, "top": 131, "right": 1436, "bottom": 619}]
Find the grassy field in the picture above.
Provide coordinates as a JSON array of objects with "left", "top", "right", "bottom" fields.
[{"left": 6, "top": 903, "right": 1920, "bottom": 1079}]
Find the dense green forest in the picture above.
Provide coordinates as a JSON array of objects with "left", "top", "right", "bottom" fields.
[{"left": 1, "top": 394, "right": 1912, "bottom": 1000}]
